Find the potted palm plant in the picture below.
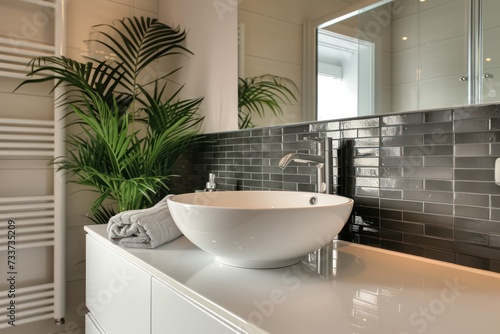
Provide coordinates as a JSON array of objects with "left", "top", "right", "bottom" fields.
[
  {"left": 17, "top": 17, "right": 204, "bottom": 224},
  {"left": 238, "top": 74, "right": 298, "bottom": 129}
]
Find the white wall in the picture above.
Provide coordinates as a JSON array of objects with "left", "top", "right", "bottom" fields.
[
  {"left": 158, "top": 0, "right": 239, "bottom": 133},
  {"left": 0, "top": 1, "right": 158, "bottom": 333}
]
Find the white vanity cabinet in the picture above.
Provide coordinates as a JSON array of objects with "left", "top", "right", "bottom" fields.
[
  {"left": 85, "top": 314, "right": 106, "bottom": 334},
  {"left": 85, "top": 227, "right": 249, "bottom": 334},
  {"left": 86, "top": 235, "right": 151, "bottom": 334},
  {"left": 151, "top": 278, "right": 243, "bottom": 334}
]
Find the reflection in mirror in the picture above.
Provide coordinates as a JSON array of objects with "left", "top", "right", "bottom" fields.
[
  {"left": 313, "top": 0, "right": 500, "bottom": 121},
  {"left": 239, "top": 0, "right": 500, "bottom": 129},
  {"left": 316, "top": 0, "right": 472, "bottom": 120},
  {"left": 238, "top": 0, "right": 355, "bottom": 128},
  {"left": 238, "top": 74, "right": 299, "bottom": 129},
  {"left": 317, "top": 28, "right": 374, "bottom": 121}
]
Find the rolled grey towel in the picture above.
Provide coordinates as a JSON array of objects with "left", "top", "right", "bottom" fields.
[{"left": 107, "top": 195, "right": 182, "bottom": 249}]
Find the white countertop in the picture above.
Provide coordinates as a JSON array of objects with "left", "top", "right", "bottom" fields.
[{"left": 85, "top": 224, "right": 500, "bottom": 334}]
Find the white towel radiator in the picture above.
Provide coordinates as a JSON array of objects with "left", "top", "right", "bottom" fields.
[{"left": 0, "top": 0, "right": 66, "bottom": 329}]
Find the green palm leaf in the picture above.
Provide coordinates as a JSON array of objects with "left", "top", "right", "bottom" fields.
[
  {"left": 19, "top": 16, "right": 204, "bottom": 223},
  {"left": 238, "top": 74, "right": 299, "bottom": 129},
  {"left": 90, "top": 17, "right": 191, "bottom": 90}
]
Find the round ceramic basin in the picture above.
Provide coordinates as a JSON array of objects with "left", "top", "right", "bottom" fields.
[{"left": 167, "top": 191, "right": 354, "bottom": 268}]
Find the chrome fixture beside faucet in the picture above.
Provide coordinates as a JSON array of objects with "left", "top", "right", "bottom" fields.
[{"left": 279, "top": 137, "right": 332, "bottom": 194}]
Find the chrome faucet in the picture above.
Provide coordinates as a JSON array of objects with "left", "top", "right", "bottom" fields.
[{"left": 279, "top": 137, "right": 331, "bottom": 194}]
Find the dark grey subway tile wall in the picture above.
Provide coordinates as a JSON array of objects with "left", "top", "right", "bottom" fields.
[{"left": 170, "top": 104, "right": 500, "bottom": 273}]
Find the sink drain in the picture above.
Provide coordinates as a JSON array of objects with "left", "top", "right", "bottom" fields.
[{"left": 309, "top": 196, "right": 318, "bottom": 206}]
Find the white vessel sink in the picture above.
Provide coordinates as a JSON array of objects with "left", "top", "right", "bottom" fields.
[{"left": 167, "top": 191, "right": 354, "bottom": 269}]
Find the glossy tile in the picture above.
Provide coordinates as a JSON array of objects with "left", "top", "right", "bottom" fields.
[
  {"left": 423, "top": 133, "right": 454, "bottom": 145},
  {"left": 403, "top": 166, "right": 453, "bottom": 179},
  {"left": 454, "top": 205, "right": 489, "bottom": 220},
  {"left": 381, "top": 125, "right": 402, "bottom": 137},
  {"left": 381, "top": 134, "right": 424, "bottom": 146},
  {"left": 490, "top": 143, "right": 500, "bottom": 155},
  {"left": 403, "top": 122, "right": 453, "bottom": 135},
  {"left": 454, "top": 119, "right": 490, "bottom": 133},
  {"left": 379, "top": 229, "right": 403, "bottom": 241},
  {"left": 491, "top": 118, "right": 500, "bottom": 130},
  {"left": 403, "top": 190, "right": 453, "bottom": 204},
  {"left": 175, "top": 104, "right": 500, "bottom": 273},
  {"left": 456, "top": 253, "right": 490, "bottom": 270},
  {"left": 403, "top": 211, "right": 454, "bottom": 227},
  {"left": 403, "top": 234, "right": 454, "bottom": 251},
  {"left": 424, "top": 156, "right": 454, "bottom": 167},
  {"left": 424, "top": 180, "right": 453, "bottom": 192},
  {"left": 425, "top": 225, "right": 453, "bottom": 238},
  {"left": 283, "top": 124, "right": 309, "bottom": 134},
  {"left": 380, "top": 167, "right": 403, "bottom": 178},
  {"left": 455, "top": 230, "right": 489, "bottom": 245},
  {"left": 353, "top": 138, "right": 381, "bottom": 147},
  {"left": 381, "top": 219, "right": 424, "bottom": 234},
  {"left": 341, "top": 129, "right": 358, "bottom": 139},
  {"left": 381, "top": 199, "right": 423, "bottom": 212},
  {"left": 341, "top": 118, "right": 379, "bottom": 129},
  {"left": 380, "top": 209, "right": 403, "bottom": 221},
  {"left": 491, "top": 196, "right": 500, "bottom": 208},
  {"left": 455, "top": 217, "right": 500, "bottom": 234},
  {"left": 454, "top": 105, "right": 500, "bottom": 120},
  {"left": 424, "top": 109, "right": 453, "bottom": 123},
  {"left": 454, "top": 193, "right": 489, "bottom": 207},
  {"left": 490, "top": 235, "right": 500, "bottom": 248},
  {"left": 455, "top": 143, "right": 490, "bottom": 156},
  {"left": 455, "top": 157, "right": 496, "bottom": 169},
  {"left": 455, "top": 169, "right": 494, "bottom": 181},
  {"left": 358, "top": 128, "right": 380, "bottom": 138},
  {"left": 455, "top": 181, "right": 500, "bottom": 194},
  {"left": 355, "top": 148, "right": 380, "bottom": 157},
  {"left": 354, "top": 167, "right": 379, "bottom": 177},
  {"left": 310, "top": 122, "right": 340, "bottom": 132},
  {"left": 380, "top": 147, "right": 402, "bottom": 156},
  {"left": 381, "top": 240, "right": 425, "bottom": 257},
  {"left": 352, "top": 158, "right": 379, "bottom": 167},
  {"left": 455, "top": 242, "right": 500, "bottom": 261},
  {"left": 355, "top": 187, "right": 380, "bottom": 198},
  {"left": 380, "top": 189, "right": 403, "bottom": 199},
  {"left": 380, "top": 178, "right": 423, "bottom": 190},
  {"left": 403, "top": 145, "right": 453, "bottom": 156},
  {"left": 381, "top": 156, "right": 422, "bottom": 167},
  {"left": 381, "top": 113, "right": 423, "bottom": 125}
]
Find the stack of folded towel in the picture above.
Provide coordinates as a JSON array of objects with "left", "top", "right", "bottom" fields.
[{"left": 107, "top": 195, "right": 182, "bottom": 249}]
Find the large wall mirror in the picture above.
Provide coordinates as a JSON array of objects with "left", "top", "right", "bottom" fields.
[{"left": 238, "top": 0, "right": 500, "bottom": 129}]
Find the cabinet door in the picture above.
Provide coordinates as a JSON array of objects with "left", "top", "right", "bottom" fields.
[
  {"left": 151, "top": 278, "right": 244, "bottom": 334},
  {"left": 86, "top": 313, "right": 106, "bottom": 334},
  {"left": 86, "top": 235, "right": 151, "bottom": 334}
]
